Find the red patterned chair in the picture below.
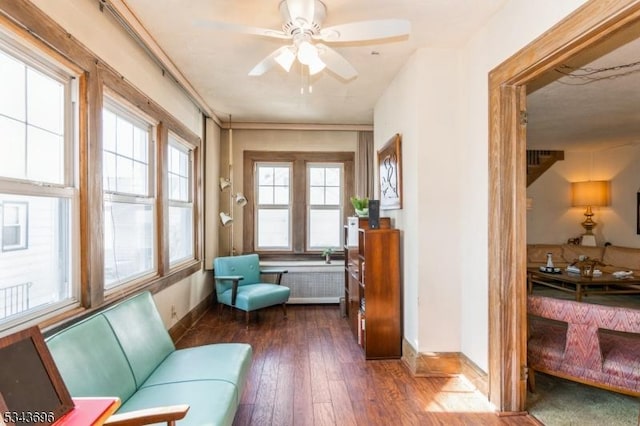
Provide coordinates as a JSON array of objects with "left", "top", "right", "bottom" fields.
[{"left": 527, "top": 294, "right": 640, "bottom": 396}]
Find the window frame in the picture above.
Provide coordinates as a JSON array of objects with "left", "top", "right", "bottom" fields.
[
  {"left": 0, "top": 2, "right": 205, "bottom": 335},
  {"left": 102, "top": 93, "right": 158, "bottom": 292},
  {"left": 254, "top": 162, "right": 293, "bottom": 251},
  {"left": 167, "top": 132, "right": 195, "bottom": 266},
  {"left": 306, "top": 163, "right": 344, "bottom": 251},
  {"left": 0, "top": 32, "right": 82, "bottom": 331},
  {"left": 243, "top": 151, "right": 355, "bottom": 257}
]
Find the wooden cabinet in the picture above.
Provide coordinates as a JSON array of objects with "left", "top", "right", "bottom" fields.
[{"left": 343, "top": 217, "right": 401, "bottom": 359}]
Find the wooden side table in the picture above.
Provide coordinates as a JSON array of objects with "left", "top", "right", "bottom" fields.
[{"left": 53, "top": 397, "right": 120, "bottom": 426}]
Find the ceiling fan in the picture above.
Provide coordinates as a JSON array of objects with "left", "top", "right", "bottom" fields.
[{"left": 198, "top": 0, "right": 411, "bottom": 80}]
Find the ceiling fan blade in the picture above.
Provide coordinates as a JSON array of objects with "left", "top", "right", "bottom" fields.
[
  {"left": 248, "top": 46, "right": 294, "bottom": 76},
  {"left": 316, "top": 44, "right": 357, "bottom": 80},
  {"left": 195, "top": 19, "right": 289, "bottom": 39},
  {"left": 284, "top": 0, "right": 315, "bottom": 26},
  {"left": 317, "top": 19, "right": 411, "bottom": 43}
]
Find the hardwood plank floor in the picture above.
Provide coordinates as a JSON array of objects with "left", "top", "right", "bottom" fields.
[{"left": 176, "top": 304, "right": 539, "bottom": 426}]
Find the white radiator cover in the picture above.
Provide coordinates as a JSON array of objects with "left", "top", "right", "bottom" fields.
[{"left": 260, "top": 261, "right": 342, "bottom": 304}]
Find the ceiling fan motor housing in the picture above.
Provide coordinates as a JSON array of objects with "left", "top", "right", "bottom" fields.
[{"left": 279, "top": 0, "right": 326, "bottom": 36}]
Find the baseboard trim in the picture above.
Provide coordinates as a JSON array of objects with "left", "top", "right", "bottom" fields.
[
  {"left": 169, "top": 295, "right": 211, "bottom": 343},
  {"left": 401, "top": 338, "right": 489, "bottom": 396}
]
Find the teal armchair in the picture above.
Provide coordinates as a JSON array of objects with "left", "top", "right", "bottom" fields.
[{"left": 213, "top": 254, "right": 290, "bottom": 326}]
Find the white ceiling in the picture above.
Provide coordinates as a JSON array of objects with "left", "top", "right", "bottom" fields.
[
  {"left": 527, "top": 21, "right": 640, "bottom": 151},
  {"left": 119, "top": 0, "right": 640, "bottom": 148},
  {"left": 122, "top": 0, "right": 507, "bottom": 125}
]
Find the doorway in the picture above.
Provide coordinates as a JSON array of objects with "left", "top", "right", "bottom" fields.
[{"left": 487, "top": 0, "right": 640, "bottom": 413}]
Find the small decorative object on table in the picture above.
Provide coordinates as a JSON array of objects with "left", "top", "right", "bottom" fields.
[
  {"left": 539, "top": 252, "right": 561, "bottom": 273},
  {"left": 350, "top": 196, "right": 369, "bottom": 217},
  {"left": 569, "top": 255, "right": 601, "bottom": 278}
]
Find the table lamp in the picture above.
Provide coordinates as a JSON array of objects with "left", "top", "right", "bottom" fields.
[{"left": 571, "top": 180, "right": 610, "bottom": 246}]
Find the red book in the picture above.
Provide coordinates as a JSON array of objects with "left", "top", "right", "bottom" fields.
[{"left": 53, "top": 397, "right": 120, "bottom": 426}]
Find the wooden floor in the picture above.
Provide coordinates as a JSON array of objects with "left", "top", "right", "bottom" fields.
[{"left": 176, "top": 304, "right": 539, "bottom": 426}]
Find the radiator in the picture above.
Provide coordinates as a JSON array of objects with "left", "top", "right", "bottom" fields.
[{"left": 260, "top": 262, "right": 342, "bottom": 304}]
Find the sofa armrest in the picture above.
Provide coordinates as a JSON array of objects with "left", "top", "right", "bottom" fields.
[
  {"left": 260, "top": 269, "right": 288, "bottom": 285},
  {"left": 104, "top": 404, "right": 189, "bottom": 426},
  {"left": 214, "top": 275, "right": 244, "bottom": 305}
]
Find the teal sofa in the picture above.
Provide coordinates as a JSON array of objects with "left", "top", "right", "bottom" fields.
[{"left": 46, "top": 291, "right": 252, "bottom": 426}]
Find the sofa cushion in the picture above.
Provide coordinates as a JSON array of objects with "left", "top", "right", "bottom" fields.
[
  {"left": 527, "top": 244, "right": 564, "bottom": 264},
  {"left": 102, "top": 291, "right": 175, "bottom": 388},
  {"left": 561, "top": 244, "right": 605, "bottom": 263},
  {"left": 141, "top": 343, "right": 252, "bottom": 405},
  {"left": 46, "top": 315, "right": 137, "bottom": 403},
  {"left": 600, "top": 331, "right": 640, "bottom": 383},
  {"left": 602, "top": 245, "right": 640, "bottom": 271},
  {"left": 118, "top": 380, "right": 238, "bottom": 426},
  {"left": 528, "top": 317, "right": 566, "bottom": 368}
]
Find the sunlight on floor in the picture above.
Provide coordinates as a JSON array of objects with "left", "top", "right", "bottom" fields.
[{"left": 423, "top": 376, "right": 497, "bottom": 413}]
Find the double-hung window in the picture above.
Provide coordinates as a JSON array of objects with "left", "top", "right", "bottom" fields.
[
  {"left": 255, "top": 163, "right": 292, "bottom": 250},
  {"left": 168, "top": 133, "right": 194, "bottom": 265},
  {"left": 102, "top": 98, "right": 156, "bottom": 289},
  {"left": 0, "top": 40, "right": 78, "bottom": 327},
  {"left": 247, "top": 152, "right": 354, "bottom": 255},
  {"left": 307, "top": 164, "right": 343, "bottom": 250}
]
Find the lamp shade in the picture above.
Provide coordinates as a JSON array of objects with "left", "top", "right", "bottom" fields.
[
  {"left": 571, "top": 180, "right": 610, "bottom": 207},
  {"left": 219, "top": 177, "right": 231, "bottom": 191},
  {"left": 219, "top": 212, "right": 233, "bottom": 226},
  {"left": 234, "top": 193, "right": 247, "bottom": 207}
]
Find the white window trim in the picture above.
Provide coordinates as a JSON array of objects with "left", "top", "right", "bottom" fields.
[
  {"left": 306, "top": 163, "right": 344, "bottom": 251},
  {"left": 168, "top": 132, "right": 195, "bottom": 266},
  {"left": 102, "top": 93, "right": 158, "bottom": 290},
  {"left": 0, "top": 35, "right": 81, "bottom": 331},
  {"left": 255, "top": 162, "right": 292, "bottom": 251},
  {"left": 102, "top": 96, "right": 156, "bottom": 198}
]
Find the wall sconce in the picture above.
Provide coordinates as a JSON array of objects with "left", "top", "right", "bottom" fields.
[
  {"left": 571, "top": 180, "right": 610, "bottom": 246},
  {"left": 219, "top": 212, "right": 233, "bottom": 226}
]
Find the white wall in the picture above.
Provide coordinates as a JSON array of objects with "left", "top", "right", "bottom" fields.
[
  {"left": 375, "top": 0, "right": 588, "bottom": 372},
  {"left": 221, "top": 129, "right": 358, "bottom": 254},
  {"left": 527, "top": 145, "right": 640, "bottom": 247},
  {"left": 375, "top": 48, "right": 463, "bottom": 353},
  {"left": 31, "top": 0, "right": 211, "bottom": 327}
]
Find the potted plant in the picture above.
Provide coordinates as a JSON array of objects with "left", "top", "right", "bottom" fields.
[
  {"left": 322, "top": 248, "right": 334, "bottom": 264},
  {"left": 350, "top": 196, "right": 369, "bottom": 217}
]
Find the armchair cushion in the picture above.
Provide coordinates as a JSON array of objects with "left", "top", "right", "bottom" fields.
[
  {"left": 217, "top": 283, "right": 290, "bottom": 311},
  {"left": 214, "top": 254, "right": 261, "bottom": 289}
]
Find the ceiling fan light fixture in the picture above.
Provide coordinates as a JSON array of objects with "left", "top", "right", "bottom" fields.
[
  {"left": 308, "top": 56, "right": 326, "bottom": 75},
  {"left": 275, "top": 46, "right": 296, "bottom": 72},
  {"left": 297, "top": 40, "right": 318, "bottom": 65}
]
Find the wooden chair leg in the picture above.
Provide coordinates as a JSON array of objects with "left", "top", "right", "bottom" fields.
[
  {"left": 282, "top": 303, "right": 287, "bottom": 319},
  {"left": 245, "top": 311, "right": 250, "bottom": 329}
]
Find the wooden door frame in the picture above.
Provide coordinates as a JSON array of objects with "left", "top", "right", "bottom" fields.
[{"left": 488, "top": 0, "right": 640, "bottom": 412}]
